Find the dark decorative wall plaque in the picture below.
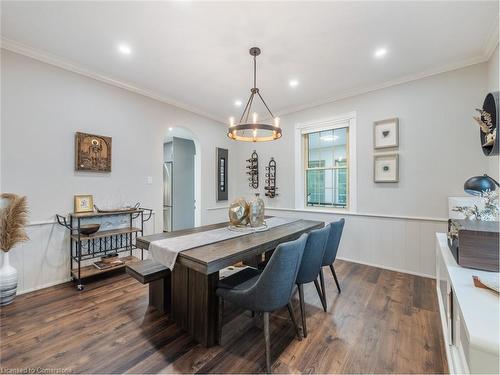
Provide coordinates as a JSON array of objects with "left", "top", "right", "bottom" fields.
[
  {"left": 246, "top": 150, "right": 259, "bottom": 189},
  {"left": 75, "top": 132, "right": 112, "bottom": 172},
  {"left": 265, "top": 157, "right": 278, "bottom": 198},
  {"left": 216, "top": 148, "right": 228, "bottom": 201}
]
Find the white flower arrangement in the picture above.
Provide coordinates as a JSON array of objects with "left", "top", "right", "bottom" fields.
[{"left": 453, "top": 190, "right": 499, "bottom": 221}]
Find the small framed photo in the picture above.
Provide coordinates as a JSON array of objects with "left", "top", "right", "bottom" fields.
[
  {"left": 74, "top": 195, "right": 94, "bottom": 213},
  {"left": 374, "top": 154, "right": 399, "bottom": 183},
  {"left": 374, "top": 118, "right": 399, "bottom": 149}
]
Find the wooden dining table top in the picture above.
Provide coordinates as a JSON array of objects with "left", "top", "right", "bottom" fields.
[{"left": 136, "top": 218, "right": 324, "bottom": 274}]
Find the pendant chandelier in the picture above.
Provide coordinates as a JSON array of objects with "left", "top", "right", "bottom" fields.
[{"left": 227, "top": 47, "right": 282, "bottom": 142}]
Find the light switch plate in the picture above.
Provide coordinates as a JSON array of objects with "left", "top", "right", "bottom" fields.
[{"left": 146, "top": 176, "right": 153, "bottom": 184}]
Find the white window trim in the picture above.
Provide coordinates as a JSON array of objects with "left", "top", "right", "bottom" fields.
[{"left": 294, "top": 111, "right": 357, "bottom": 213}]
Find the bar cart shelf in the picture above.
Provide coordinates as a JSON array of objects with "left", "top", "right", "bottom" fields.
[{"left": 56, "top": 208, "right": 153, "bottom": 290}]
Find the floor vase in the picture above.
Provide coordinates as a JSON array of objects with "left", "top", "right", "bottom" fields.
[{"left": 0, "top": 252, "right": 18, "bottom": 306}]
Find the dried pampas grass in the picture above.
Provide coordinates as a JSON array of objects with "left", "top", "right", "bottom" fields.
[{"left": 0, "top": 193, "right": 29, "bottom": 252}]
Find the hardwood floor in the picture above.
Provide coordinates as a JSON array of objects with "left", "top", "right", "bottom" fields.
[{"left": 0, "top": 260, "right": 448, "bottom": 373}]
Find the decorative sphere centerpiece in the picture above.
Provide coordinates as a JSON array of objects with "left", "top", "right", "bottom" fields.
[{"left": 229, "top": 197, "right": 250, "bottom": 227}]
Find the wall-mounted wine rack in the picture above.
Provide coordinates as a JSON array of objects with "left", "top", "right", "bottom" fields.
[
  {"left": 246, "top": 150, "right": 259, "bottom": 189},
  {"left": 265, "top": 157, "right": 278, "bottom": 198}
]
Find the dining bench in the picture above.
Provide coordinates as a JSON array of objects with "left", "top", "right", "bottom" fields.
[{"left": 126, "top": 259, "right": 171, "bottom": 313}]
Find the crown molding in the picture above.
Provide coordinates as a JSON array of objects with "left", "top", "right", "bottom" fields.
[
  {"left": 0, "top": 37, "right": 226, "bottom": 124},
  {"left": 2, "top": 33, "right": 498, "bottom": 124},
  {"left": 484, "top": 22, "right": 499, "bottom": 60},
  {"left": 276, "top": 54, "right": 491, "bottom": 118},
  {"left": 276, "top": 26, "right": 499, "bottom": 118}
]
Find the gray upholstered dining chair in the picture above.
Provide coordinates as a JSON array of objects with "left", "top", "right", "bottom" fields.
[
  {"left": 216, "top": 233, "right": 308, "bottom": 374},
  {"left": 295, "top": 224, "right": 330, "bottom": 337},
  {"left": 318, "top": 218, "right": 345, "bottom": 311}
]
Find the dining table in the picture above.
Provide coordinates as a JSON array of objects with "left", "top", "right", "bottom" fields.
[{"left": 136, "top": 218, "right": 324, "bottom": 347}]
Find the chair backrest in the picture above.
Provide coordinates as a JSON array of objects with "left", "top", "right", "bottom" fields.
[
  {"left": 322, "top": 219, "right": 345, "bottom": 266},
  {"left": 296, "top": 224, "right": 330, "bottom": 285},
  {"left": 250, "top": 233, "right": 308, "bottom": 312}
]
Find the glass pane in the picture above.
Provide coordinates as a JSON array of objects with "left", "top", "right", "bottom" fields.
[
  {"left": 306, "top": 168, "right": 347, "bottom": 208},
  {"left": 306, "top": 170, "right": 325, "bottom": 205},
  {"left": 305, "top": 126, "right": 348, "bottom": 208}
]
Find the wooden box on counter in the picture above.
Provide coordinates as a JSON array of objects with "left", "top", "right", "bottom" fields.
[{"left": 448, "top": 219, "right": 499, "bottom": 272}]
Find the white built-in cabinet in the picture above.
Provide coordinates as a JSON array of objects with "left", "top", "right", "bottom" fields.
[{"left": 435, "top": 233, "right": 499, "bottom": 374}]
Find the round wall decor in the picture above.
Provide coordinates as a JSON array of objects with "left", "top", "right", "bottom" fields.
[{"left": 477, "top": 91, "right": 499, "bottom": 156}]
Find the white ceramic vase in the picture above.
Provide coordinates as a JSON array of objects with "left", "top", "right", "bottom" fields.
[{"left": 0, "top": 252, "right": 18, "bottom": 306}]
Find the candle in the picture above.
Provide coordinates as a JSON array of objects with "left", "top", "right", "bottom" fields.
[
  {"left": 229, "top": 117, "right": 235, "bottom": 127},
  {"left": 252, "top": 113, "right": 258, "bottom": 124},
  {"left": 274, "top": 117, "right": 280, "bottom": 127}
]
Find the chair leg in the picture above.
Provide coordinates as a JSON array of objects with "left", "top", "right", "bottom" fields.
[
  {"left": 263, "top": 312, "right": 272, "bottom": 374},
  {"left": 287, "top": 302, "right": 302, "bottom": 341},
  {"left": 320, "top": 268, "right": 328, "bottom": 309},
  {"left": 298, "top": 284, "right": 307, "bottom": 338},
  {"left": 218, "top": 297, "right": 224, "bottom": 344},
  {"left": 314, "top": 274, "right": 327, "bottom": 312},
  {"left": 330, "top": 264, "right": 341, "bottom": 293}
]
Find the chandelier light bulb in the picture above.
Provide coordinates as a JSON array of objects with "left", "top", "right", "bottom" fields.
[
  {"left": 252, "top": 113, "right": 258, "bottom": 124},
  {"left": 274, "top": 117, "right": 280, "bottom": 127},
  {"left": 229, "top": 117, "right": 235, "bottom": 127}
]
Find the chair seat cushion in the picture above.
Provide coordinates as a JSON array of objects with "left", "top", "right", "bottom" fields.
[{"left": 218, "top": 267, "right": 261, "bottom": 290}]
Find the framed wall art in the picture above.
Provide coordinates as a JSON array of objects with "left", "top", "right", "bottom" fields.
[
  {"left": 374, "top": 118, "right": 399, "bottom": 149},
  {"left": 75, "top": 132, "right": 112, "bottom": 172},
  {"left": 216, "top": 148, "right": 228, "bottom": 201},
  {"left": 74, "top": 195, "right": 94, "bottom": 213},
  {"left": 374, "top": 154, "right": 399, "bottom": 183}
]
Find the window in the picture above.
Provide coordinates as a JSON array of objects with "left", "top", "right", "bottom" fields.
[
  {"left": 294, "top": 113, "right": 356, "bottom": 211},
  {"left": 304, "top": 127, "right": 349, "bottom": 208}
]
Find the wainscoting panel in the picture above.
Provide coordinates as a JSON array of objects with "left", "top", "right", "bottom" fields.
[{"left": 265, "top": 208, "right": 446, "bottom": 278}]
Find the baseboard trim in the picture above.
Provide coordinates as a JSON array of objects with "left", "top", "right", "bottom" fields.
[
  {"left": 337, "top": 256, "right": 435, "bottom": 279},
  {"left": 17, "top": 277, "right": 72, "bottom": 295},
  {"left": 14, "top": 257, "right": 433, "bottom": 296}
]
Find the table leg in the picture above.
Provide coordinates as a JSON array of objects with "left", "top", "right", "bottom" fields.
[
  {"left": 149, "top": 277, "right": 171, "bottom": 314},
  {"left": 171, "top": 264, "right": 220, "bottom": 347}
]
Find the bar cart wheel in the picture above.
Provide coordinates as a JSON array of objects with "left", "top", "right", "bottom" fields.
[{"left": 77, "top": 284, "right": 84, "bottom": 291}]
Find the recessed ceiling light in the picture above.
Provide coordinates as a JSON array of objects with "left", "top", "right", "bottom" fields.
[
  {"left": 118, "top": 43, "right": 132, "bottom": 55},
  {"left": 234, "top": 100, "right": 242, "bottom": 107},
  {"left": 289, "top": 79, "right": 299, "bottom": 88},
  {"left": 168, "top": 127, "right": 173, "bottom": 131},
  {"left": 374, "top": 48, "right": 387, "bottom": 58}
]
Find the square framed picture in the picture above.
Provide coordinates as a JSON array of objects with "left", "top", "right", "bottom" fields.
[
  {"left": 374, "top": 154, "right": 399, "bottom": 183},
  {"left": 374, "top": 118, "right": 399, "bottom": 149},
  {"left": 75, "top": 132, "right": 112, "bottom": 172},
  {"left": 74, "top": 195, "right": 94, "bottom": 213}
]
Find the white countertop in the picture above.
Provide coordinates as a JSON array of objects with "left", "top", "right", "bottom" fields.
[{"left": 436, "top": 233, "right": 500, "bottom": 355}]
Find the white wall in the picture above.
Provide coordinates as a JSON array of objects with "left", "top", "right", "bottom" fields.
[
  {"left": 232, "top": 62, "right": 491, "bottom": 277},
  {"left": 487, "top": 44, "right": 499, "bottom": 181},
  {"left": 1, "top": 50, "right": 234, "bottom": 293}
]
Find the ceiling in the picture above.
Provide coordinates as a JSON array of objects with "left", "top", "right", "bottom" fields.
[{"left": 1, "top": 1, "right": 498, "bottom": 123}]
